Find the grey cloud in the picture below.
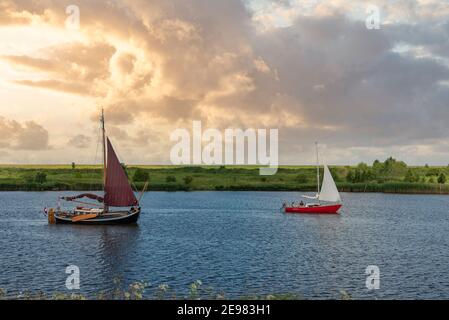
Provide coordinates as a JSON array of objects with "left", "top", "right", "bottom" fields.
[
  {"left": 68, "top": 135, "right": 91, "bottom": 148},
  {"left": 0, "top": 117, "right": 50, "bottom": 150}
]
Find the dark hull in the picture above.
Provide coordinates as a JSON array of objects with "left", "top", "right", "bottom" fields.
[{"left": 54, "top": 208, "right": 140, "bottom": 225}]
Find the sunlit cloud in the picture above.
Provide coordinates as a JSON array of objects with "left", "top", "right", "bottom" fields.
[{"left": 0, "top": 0, "right": 448, "bottom": 165}]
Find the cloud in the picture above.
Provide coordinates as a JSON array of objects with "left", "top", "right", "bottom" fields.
[
  {"left": 0, "top": 117, "right": 50, "bottom": 150},
  {"left": 1, "top": 42, "right": 116, "bottom": 96},
  {"left": 0, "top": 1, "right": 33, "bottom": 25},
  {"left": 0, "top": 0, "right": 449, "bottom": 164},
  {"left": 68, "top": 134, "right": 91, "bottom": 148}
]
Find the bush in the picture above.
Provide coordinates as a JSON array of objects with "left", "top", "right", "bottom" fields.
[
  {"left": 35, "top": 172, "right": 47, "bottom": 184},
  {"left": 438, "top": 173, "right": 446, "bottom": 184},
  {"left": 133, "top": 169, "right": 149, "bottom": 182},
  {"left": 166, "top": 175, "right": 177, "bottom": 183},
  {"left": 183, "top": 176, "right": 193, "bottom": 185},
  {"left": 404, "top": 169, "right": 419, "bottom": 183}
]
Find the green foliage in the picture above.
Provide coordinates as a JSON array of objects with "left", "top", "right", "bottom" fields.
[
  {"left": 71, "top": 162, "right": 76, "bottom": 170},
  {"left": 1, "top": 157, "right": 449, "bottom": 194},
  {"left": 166, "top": 175, "right": 177, "bottom": 183},
  {"left": 346, "top": 168, "right": 375, "bottom": 183},
  {"left": 133, "top": 168, "right": 149, "bottom": 182},
  {"left": 426, "top": 168, "right": 440, "bottom": 176},
  {"left": 404, "top": 169, "right": 419, "bottom": 182},
  {"left": 35, "top": 172, "right": 47, "bottom": 184},
  {"left": 438, "top": 173, "right": 447, "bottom": 184},
  {"left": 183, "top": 176, "right": 193, "bottom": 185},
  {"left": 296, "top": 174, "right": 308, "bottom": 183}
]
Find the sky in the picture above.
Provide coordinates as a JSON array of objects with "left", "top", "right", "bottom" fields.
[{"left": 0, "top": 0, "right": 449, "bottom": 165}]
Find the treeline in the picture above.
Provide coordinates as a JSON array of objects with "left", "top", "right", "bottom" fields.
[{"left": 343, "top": 157, "right": 448, "bottom": 185}]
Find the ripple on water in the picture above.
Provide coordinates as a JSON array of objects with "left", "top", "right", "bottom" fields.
[{"left": 0, "top": 191, "right": 449, "bottom": 298}]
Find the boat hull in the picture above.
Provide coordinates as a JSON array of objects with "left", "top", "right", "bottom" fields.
[
  {"left": 54, "top": 208, "right": 140, "bottom": 225},
  {"left": 284, "top": 204, "right": 342, "bottom": 214}
]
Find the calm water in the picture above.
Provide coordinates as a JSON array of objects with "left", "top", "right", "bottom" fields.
[{"left": 1, "top": 191, "right": 449, "bottom": 299}]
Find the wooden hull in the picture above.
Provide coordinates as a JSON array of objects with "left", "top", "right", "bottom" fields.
[
  {"left": 284, "top": 204, "right": 342, "bottom": 214},
  {"left": 54, "top": 208, "right": 140, "bottom": 225}
]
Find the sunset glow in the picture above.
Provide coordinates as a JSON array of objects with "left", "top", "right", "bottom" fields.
[{"left": 1, "top": 0, "right": 449, "bottom": 165}]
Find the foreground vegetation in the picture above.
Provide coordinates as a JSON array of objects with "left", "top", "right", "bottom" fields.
[
  {"left": 0, "top": 279, "right": 351, "bottom": 300},
  {"left": 1, "top": 157, "right": 449, "bottom": 194}
]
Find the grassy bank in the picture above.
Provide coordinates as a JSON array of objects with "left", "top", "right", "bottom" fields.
[{"left": 2, "top": 157, "right": 449, "bottom": 194}]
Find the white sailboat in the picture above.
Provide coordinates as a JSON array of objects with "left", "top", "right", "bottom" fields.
[{"left": 284, "top": 143, "right": 342, "bottom": 214}]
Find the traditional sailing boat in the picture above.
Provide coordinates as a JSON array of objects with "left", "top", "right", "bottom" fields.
[
  {"left": 46, "top": 109, "right": 147, "bottom": 225},
  {"left": 284, "top": 143, "right": 342, "bottom": 214}
]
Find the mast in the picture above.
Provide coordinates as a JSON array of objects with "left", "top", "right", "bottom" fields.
[
  {"left": 316, "top": 142, "right": 320, "bottom": 202},
  {"left": 101, "top": 108, "right": 107, "bottom": 211}
]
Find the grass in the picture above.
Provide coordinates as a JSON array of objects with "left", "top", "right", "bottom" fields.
[
  {"left": 1, "top": 162, "right": 449, "bottom": 194},
  {"left": 0, "top": 279, "right": 351, "bottom": 300}
]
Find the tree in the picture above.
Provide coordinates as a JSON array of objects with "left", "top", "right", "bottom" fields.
[
  {"left": 133, "top": 168, "right": 149, "bottom": 182},
  {"left": 404, "top": 169, "right": 419, "bottom": 182},
  {"left": 346, "top": 171, "right": 354, "bottom": 183},
  {"left": 354, "top": 169, "right": 362, "bottom": 182},
  {"left": 438, "top": 173, "right": 447, "bottom": 184},
  {"left": 183, "top": 176, "right": 193, "bottom": 185},
  {"left": 71, "top": 162, "right": 76, "bottom": 170},
  {"left": 357, "top": 162, "right": 368, "bottom": 170},
  {"left": 35, "top": 172, "right": 47, "bottom": 184},
  {"left": 426, "top": 168, "right": 440, "bottom": 177},
  {"left": 166, "top": 175, "right": 177, "bottom": 183}
]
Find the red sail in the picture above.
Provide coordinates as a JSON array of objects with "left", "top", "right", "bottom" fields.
[{"left": 104, "top": 138, "right": 138, "bottom": 207}]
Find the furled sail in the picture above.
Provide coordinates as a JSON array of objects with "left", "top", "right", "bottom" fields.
[
  {"left": 61, "top": 193, "right": 104, "bottom": 203},
  {"left": 302, "top": 194, "right": 319, "bottom": 199},
  {"left": 104, "top": 138, "right": 138, "bottom": 207},
  {"left": 318, "top": 165, "right": 341, "bottom": 203}
]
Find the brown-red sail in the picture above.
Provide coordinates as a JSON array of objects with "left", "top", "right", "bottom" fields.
[{"left": 104, "top": 138, "right": 138, "bottom": 207}]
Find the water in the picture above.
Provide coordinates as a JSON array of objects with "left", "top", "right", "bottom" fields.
[{"left": 1, "top": 191, "right": 449, "bottom": 299}]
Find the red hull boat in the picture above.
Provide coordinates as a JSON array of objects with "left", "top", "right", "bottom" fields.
[
  {"left": 283, "top": 143, "right": 343, "bottom": 215},
  {"left": 284, "top": 204, "right": 342, "bottom": 214}
]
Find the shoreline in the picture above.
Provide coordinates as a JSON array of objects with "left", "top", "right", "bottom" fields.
[
  {"left": 1, "top": 183, "right": 449, "bottom": 195},
  {"left": 1, "top": 164, "right": 449, "bottom": 195}
]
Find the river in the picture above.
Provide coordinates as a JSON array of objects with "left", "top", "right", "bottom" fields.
[{"left": 1, "top": 191, "right": 448, "bottom": 299}]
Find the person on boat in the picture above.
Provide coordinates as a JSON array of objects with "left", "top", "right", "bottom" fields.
[{"left": 300, "top": 201, "right": 304, "bottom": 207}]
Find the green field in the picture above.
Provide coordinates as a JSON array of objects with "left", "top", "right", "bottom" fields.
[{"left": 1, "top": 157, "right": 449, "bottom": 194}]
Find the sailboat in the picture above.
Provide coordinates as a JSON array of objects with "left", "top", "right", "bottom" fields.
[
  {"left": 284, "top": 143, "right": 342, "bottom": 214},
  {"left": 46, "top": 109, "right": 147, "bottom": 225}
]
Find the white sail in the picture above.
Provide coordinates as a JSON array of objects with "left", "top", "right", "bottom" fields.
[{"left": 318, "top": 165, "right": 341, "bottom": 203}]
